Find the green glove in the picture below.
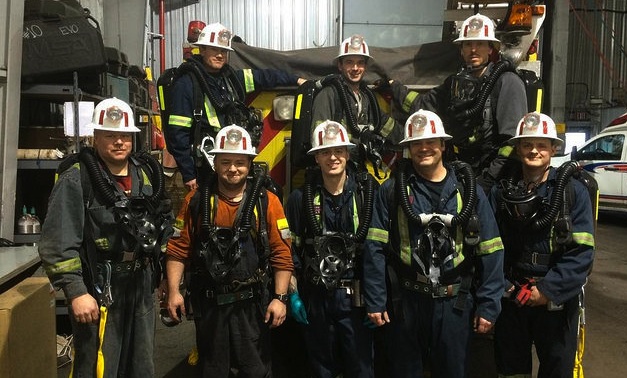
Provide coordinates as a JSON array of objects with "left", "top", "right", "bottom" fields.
[{"left": 289, "top": 292, "right": 308, "bottom": 325}]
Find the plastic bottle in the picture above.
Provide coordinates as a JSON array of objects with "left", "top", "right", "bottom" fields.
[{"left": 30, "top": 207, "right": 41, "bottom": 234}]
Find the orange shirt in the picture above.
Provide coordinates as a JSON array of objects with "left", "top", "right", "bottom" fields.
[{"left": 167, "top": 189, "right": 293, "bottom": 272}]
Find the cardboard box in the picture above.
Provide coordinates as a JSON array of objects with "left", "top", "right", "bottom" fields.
[{"left": 0, "top": 277, "right": 56, "bottom": 378}]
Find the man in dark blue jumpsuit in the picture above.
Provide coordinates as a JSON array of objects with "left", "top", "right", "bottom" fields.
[
  {"left": 286, "top": 120, "right": 376, "bottom": 378},
  {"left": 363, "top": 110, "right": 504, "bottom": 378},
  {"left": 165, "top": 22, "right": 305, "bottom": 191},
  {"left": 490, "top": 112, "right": 595, "bottom": 377}
]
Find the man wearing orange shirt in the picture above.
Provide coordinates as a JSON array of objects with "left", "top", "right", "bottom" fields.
[{"left": 165, "top": 124, "right": 293, "bottom": 378}]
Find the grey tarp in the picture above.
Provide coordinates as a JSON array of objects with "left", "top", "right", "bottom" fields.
[{"left": 228, "top": 41, "right": 463, "bottom": 87}]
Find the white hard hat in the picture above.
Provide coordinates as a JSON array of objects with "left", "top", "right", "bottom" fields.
[
  {"left": 454, "top": 13, "right": 500, "bottom": 49},
  {"left": 400, "top": 109, "right": 452, "bottom": 146},
  {"left": 89, "top": 97, "right": 140, "bottom": 133},
  {"left": 336, "top": 34, "right": 371, "bottom": 61},
  {"left": 206, "top": 125, "right": 257, "bottom": 156},
  {"left": 308, "top": 120, "right": 355, "bottom": 155},
  {"left": 195, "top": 22, "right": 234, "bottom": 51},
  {"left": 510, "top": 112, "right": 564, "bottom": 146}
]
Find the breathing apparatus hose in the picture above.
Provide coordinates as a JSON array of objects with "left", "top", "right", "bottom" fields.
[
  {"left": 303, "top": 167, "right": 375, "bottom": 242},
  {"left": 238, "top": 168, "right": 265, "bottom": 233},
  {"left": 322, "top": 75, "right": 382, "bottom": 136},
  {"left": 530, "top": 161, "right": 578, "bottom": 231},
  {"left": 452, "top": 59, "right": 514, "bottom": 120},
  {"left": 179, "top": 61, "right": 245, "bottom": 112},
  {"left": 303, "top": 167, "right": 323, "bottom": 236},
  {"left": 353, "top": 172, "right": 375, "bottom": 242},
  {"left": 80, "top": 148, "right": 166, "bottom": 207},
  {"left": 396, "top": 159, "right": 477, "bottom": 227}
]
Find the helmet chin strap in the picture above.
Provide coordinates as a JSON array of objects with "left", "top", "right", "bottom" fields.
[{"left": 465, "top": 61, "right": 489, "bottom": 74}]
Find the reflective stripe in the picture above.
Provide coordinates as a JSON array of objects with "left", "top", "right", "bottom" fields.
[
  {"left": 573, "top": 232, "right": 594, "bottom": 248},
  {"left": 294, "top": 94, "right": 304, "bottom": 120},
  {"left": 44, "top": 257, "right": 82, "bottom": 275},
  {"left": 174, "top": 217, "right": 185, "bottom": 230},
  {"left": 379, "top": 115, "right": 396, "bottom": 138},
  {"left": 397, "top": 186, "right": 412, "bottom": 265},
  {"left": 313, "top": 191, "right": 359, "bottom": 234},
  {"left": 243, "top": 69, "right": 255, "bottom": 93},
  {"left": 498, "top": 145, "right": 514, "bottom": 157},
  {"left": 402, "top": 91, "right": 419, "bottom": 113},
  {"left": 158, "top": 86, "right": 166, "bottom": 110},
  {"left": 366, "top": 227, "right": 388, "bottom": 243},
  {"left": 204, "top": 96, "right": 221, "bottom": 129},
  {"left": 478, "top": 236, "right": 504, "bottom": 256},
  {"left": 169, "top": 115, "right": 192, "bottom": 128},
  {"left": 277, "top": 217, "right": 289, "bottom": 231}
]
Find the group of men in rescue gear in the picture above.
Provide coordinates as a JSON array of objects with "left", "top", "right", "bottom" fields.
[
  {"left": 163, "top": 22, "right": 306, "bottom": 191},
  {"left": 38, "top": 98, "right": 174, "bottom": 377},
  {"left": 37, "top": 12, "right": 595, "bottom": 378}
]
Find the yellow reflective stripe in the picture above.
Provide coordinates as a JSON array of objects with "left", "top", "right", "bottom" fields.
[
  {"left": 158, "top": 86, "right": 166, "bottom": 110},
  {"left": 294, "top": 94, "right": 304, "bottom": 120},
  {"left": 402, "top": 91, "right": 419, "bottom": 113},
  {"left": 573, "top": 232, "right": 594, "bottom": 248},
  {"left": 141, "top": 170, "right": 151, "bottom": 186},
  {"left": 478, "top": 236, "right": 504, "bottom": 255},
  {"left": 169, "top": 115, "right": 192, "bottom": 128},
  {"left": 535, "top": 88, "right": 543, "bottom": 113},
  {"left": 44, "top": 257, "right": 82, "bottom": 276},
  {"left": 243, "top": 69, "right": 255, "bottom": 93},
  {"left": 174, "top": 217, "right": 185, "bottom": 230},
  {"left": 366, "top": 227, "right": 388, "bottom": 243},
  {"left": 204, "top": 96, "right": 221, "bottom": 129},
  {"left": 498, "top": 145, "right": 514, "bottom": 157},
  {"left": 277, "top": 217, "right": 289, "bottom": 231},
  {"left": 398, "top": 206, "right": 412, "bottom": 266},
  {"left": 96, "top": 306, "right": 108, "bottom": 378},
  {"left": 379, "top": 115, "right": 395, "bottom": 138}
]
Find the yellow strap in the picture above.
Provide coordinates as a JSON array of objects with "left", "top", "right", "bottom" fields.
[
  {"left": 97, "top": 305, "right": 108, "bottom": 378},
  {"left": 574, "top": 324, "right": 585, "bottom": 378}
]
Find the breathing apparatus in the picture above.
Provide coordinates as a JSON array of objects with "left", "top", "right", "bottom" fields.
[
  {"left": 302, "top": 122, "right": 376, "bottom": 288},
  {"left": 195, "top": 128, "right": 267, "bottom": 283},
  {"left": 315, "top": 72, "right": 387, "bottom": 177}
]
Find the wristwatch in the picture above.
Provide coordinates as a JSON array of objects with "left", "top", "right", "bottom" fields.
[{"left": 273, "top": 292, "right": 289, "bottom": 304}]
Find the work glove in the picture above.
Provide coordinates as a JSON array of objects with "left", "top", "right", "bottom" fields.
[
  {"left": 289, "top": 292, "right": 309, "bottom": 325},
  {"left": 512, "top": 279, "right": 536, "bottom": 307}
]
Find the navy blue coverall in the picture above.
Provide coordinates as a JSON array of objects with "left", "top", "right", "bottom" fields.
[
  {"left": 363, "top": 162, "right": 504, "bottom": 378},
  {"left": 286, "top": 172, "right": 375, "bottom": 378},
  {"left": 165, "top": 55, "right": 301, "bottom": 183},
  {"left": 490, "top": 167, "right": 595, "bottom": 377}
]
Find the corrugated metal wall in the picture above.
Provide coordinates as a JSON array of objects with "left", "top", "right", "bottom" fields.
[
  {"left": 567, "top": 0, "right": 627, "bottom": 105},
  {"left": 151, "top": 0, "right": 339, "bottom": 71}
]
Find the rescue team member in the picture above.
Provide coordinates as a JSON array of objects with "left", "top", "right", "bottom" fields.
[
  {"left": 490, "top": 112, "right": 595, "bottom": 377},
  {"left": 38, "top": 98, "right": 174, "bottom": 377},
  {"left": 311, "top": 34, "right": 403, "bottom": 171},
  {"left": 165, "top": 22, "right": 306, "bottom": 191},
  {"left": 285, "top": 121, "right": 376, "bottom": 377},
  {"left": 165, "top": 125, "right": 294, "bottom": 377},
  {"left": 363, "top": 110, "right": 505, "bottom": 378},
  {"left": 390, "top": 14, "right": 527, "bottom": 190}
]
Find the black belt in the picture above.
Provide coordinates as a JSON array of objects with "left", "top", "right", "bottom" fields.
[
  {"left": 101, "top": 259, "right": 149, "bottom": 274},
  {"left": 204, "top": 287, "right": 255, "bottom": 306},
  {"left": 401, "top": 278, "right": 461, "bottom": 298},
  {"left": 519, "top": 252, "right": 552, "bottom": 266}
]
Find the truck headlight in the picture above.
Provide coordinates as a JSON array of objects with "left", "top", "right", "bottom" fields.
[{"left": 273, "top": 95, "right": 294, "bottom": 121}]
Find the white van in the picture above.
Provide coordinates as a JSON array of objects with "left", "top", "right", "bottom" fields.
[{"left": 552, "top": 123, "right": 627, "bottom": 212}]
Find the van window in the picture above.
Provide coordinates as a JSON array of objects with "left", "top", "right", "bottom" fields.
[{"left": 578, "top": 134, "right": 624, "bottom": 160}]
